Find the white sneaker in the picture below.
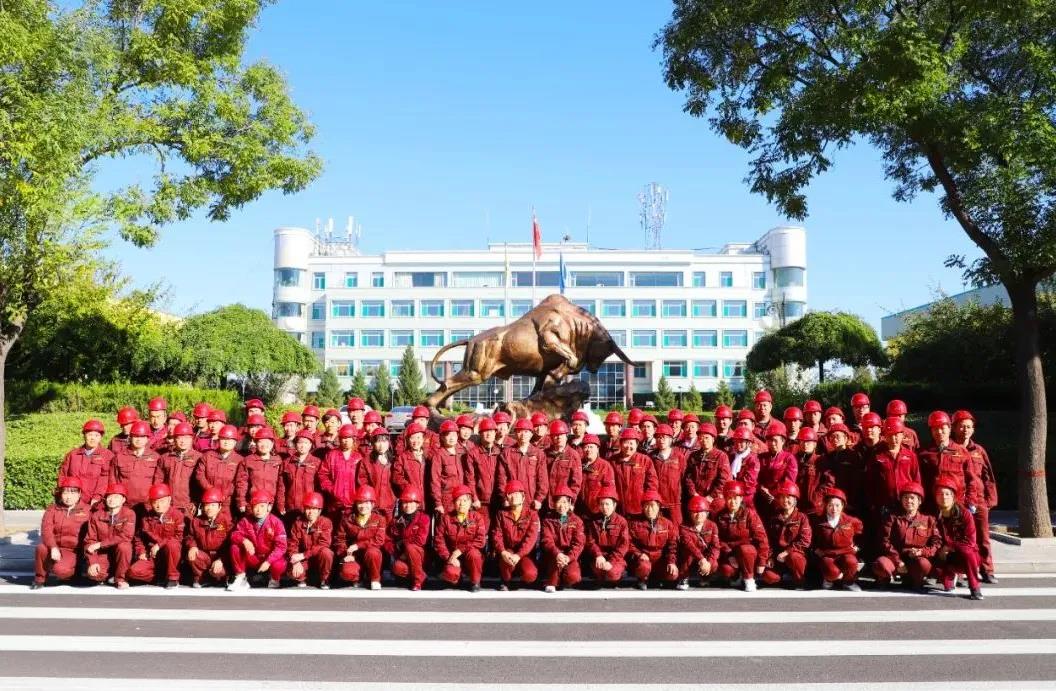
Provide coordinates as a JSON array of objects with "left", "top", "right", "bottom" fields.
[
  {"left": 226, "top": 574, "right": 248, "bottom": 592},
  {"left": 267, "top": 579, "right": 282, "bottom": 589},
  {"left": 544, "top": 585, "right": 556, "bottom": 593},
  {"left": 743, "top": 578, "right": 757, "bottom": 592},
  {"left": 369, "top": 581, "right": 381, "bottom": 591},
  {"left": 675, "top": 580, "right": 689, "bottom": 591}
]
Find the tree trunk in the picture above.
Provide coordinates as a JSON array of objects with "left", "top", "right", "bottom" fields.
[
  {"left": 818, "top": 360, "right": 825, "bottom": 383},
  {"left": 0, "top": 339, "right": 9, "bottom": 535},
  {"left": 1007, "top": 281, "right": 1052, "bottom": 538}
]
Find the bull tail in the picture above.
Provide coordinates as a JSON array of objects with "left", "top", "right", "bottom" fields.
[
  {"left": 428, "top": 339, "right": 469, "bottom": 384},
  {"left": 611, "top": 341, "right": 636, "bottom": 367}
]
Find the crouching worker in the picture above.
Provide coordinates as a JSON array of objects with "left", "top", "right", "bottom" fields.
[
  {"left": 628, "top": 490, "right": 679, "bottom": 590},
  {"left": 715, "top": 480, "right": 769, "bottom": 592},
  {"left": 759, "top": 481, "right": 811, "bottom": 589},
  {"left": 677, "top": 495, "right": 719, "bottom": 590},
  {"left": 386, "top": 488, "right": 431, "bottom": 591},
  {"left": 873, "top": 483, "right": 940, "bottom": 592},
  {"left": 540, "top": 484, "right": 586, "bottom": 593},
  {"left": 128, "top": 483, "right": 186, "bottom": 588},
  {"left": 84, "top": 483, "right": 136, "bottom": 589},
  {"left": 336, "top": 486, "right": 387, "bottom": 590},
  {"left": 492, "top": 481, "right": 541, "bottom": 591},
  {"left": 287, "top": 492, "right": 334, "bottom": 589},
  {"left": 434, "top": 484, "right": 486, "bottom": 592},
  {"left": 811, "top": 488, "right": 864, "bottom": 591},
  {"left": 186, "top": 488, "right": 231, "bottom": 588},
  {"left": 933, "top": 476, "right": 984, "bottom": 600},
  {"left": 586, "top": 487, "right": 629, "bottom": 586},
  {"left": 228, "top": 490, "right": 287, "bottom": 590},
  {"left": 33, "top": 477, "right": 91, "bottom": 589}
]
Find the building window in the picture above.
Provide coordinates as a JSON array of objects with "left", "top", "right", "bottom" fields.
[
  {"left": 723, "top": 330, "right": 748, "bottom": 348},
  {"left": 631, "top": 271, "right": 683, "bottom": 287},
  {"left": 571, "top": 271, "right": 623, "bottom": 287},
  {"left": 722, "top": 300, "right": 747, "bottom": 318},
  {"left": 394, "top": 271, "right": 447, "bottom": 288},
  {"left": 632, "top": 330, "right": 657, "bottom": 347},
  {"left": 313, "top": 272, "right": 326, "bottom": 290},
  {"left": 344, "top": 273, "right": 358, "bottom": 288},
  {"left": 510, "top": 300, "right": 531, "bottom": 318},
  {"left": 435, "top": 363, "right": 448, "bottom": 379},
  {"left": 753, "top": 271, "right": 767, "bottom": 289},
  {"left": 452, "top": 271, "right": 504, "bottom": 288},
  {"left": 692, "top": 300, "right": 717, "bottom": 318},
  {"left": 420, "top": 330, "right": 444, "bottom": 347},
  {"left": 274, "top": 302, "right": 303, "bottom": 318},
  {"left": 361, "top": 330, "right": 384, "bottom": 347},
  {"left": 663, "top": 361, "right": 687, "bottom": 377},
  {"left": 692, "top": 272, "right": 706, "bottom": 287},
  {"left": 275, "top": 268, "right": 302, "bottom": 287},
  {"left": 774, "top": 267, "right": 806, "bottom": 288},
  {"left": 391, "top": 300, "right": 414, "bottom": 317},
  {"left": 574, "top": 300, "right": 596, "bottom": 315},
  {"left": 632, "top": 300, "right": 657, "bottom": 318},
  {"left": 753, "top": 302, "right": 768, "bottom": 318},
  {"left": 450, "top": 330, "right": 473, "bottom": 342},
  {"left": 633, "top": 364, "right": 648, "bottom": 379},
  {"left": 451, "top": 300, "right": 475, "bottom": 317},
  {"left": 720, "top": 271, "right": 733, "bottom": 288},
  {"left": 723, "top": 360, "right": 746, "bottom": 378},
  {"left": 692, "top": 330, "right": 717, "bottom": 348},
  {"left": 391, "top": 330, "right": 414, "bottom": 347},
  {"left": 331, "top": 301, "right": 355, "bottom": 318},
  {"left": 308, "top": 332, "right": 324, "bottom": 349},
  {"left": 481, "top": 300, "right": 505, "bottom": 318},
  {"left": 694, "top": 361, "right": 718, "bottom": 378},
  {"left": 421, "top": 300, "right": 444, "bottom": 317},
  {"left": 330, "top": 331, "right": 354, "bottom": 347},
  {"left": 330, "top": 361, "right": 352, "bottom": 377},
  {"left": 512, "top": 271, "right": 560, "bottom": 287},
  {"left": 663, "top": 330, "right": 688, "bottom": 348},
  {"left": 662, "top": 300, "right": 687, "bottom": 318},
  {"left": 389, "top": 362, "right": 402, "bottom": 377},
  {"left": 310, "top": 302, "right": 324, "bottom": 321},
  {"left": 609, "top": 330, "right": 626, "bottom": 347},
  {"left": 360, "top": 360, "right": 382, "bottom": 376},
  {"left": 371, "top": 272, "right": 384, "bottom": 288},
  {"left": 362, "top": 301, "right": 385, "bottom": 317},
  {"left": 601, "top": 300, "right": 626, "bottom": 317},
  {"left": 785, "top": 301, "right": 806, "bottom": 318}
]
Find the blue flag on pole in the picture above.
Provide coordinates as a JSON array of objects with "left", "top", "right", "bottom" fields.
[{"left": 559, "top": 253, "right": 568, "bottom": 295}]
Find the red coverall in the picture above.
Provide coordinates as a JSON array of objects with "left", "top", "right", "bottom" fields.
[
  {"left": 236, "top": 455, "right": 283, "bottom": 511},
  {"left": 874, "top": 511, "right": 941, "bottom": 588},
  {"left": 59, "top": 447, "right": 114, "bottom": 505},
  {"left": 684, "top": 447, "right": 732, "bottom": 513},
  {"left": 434, "top": 509, "right": 488, "bottom": 586},
  {"left": 497, "top": 446, "right": 549, "bottom": 508},
  {"left": 128, "top": 507, "right": 186, "bottom": 583},
  {"left": 229, "top": 513, "right": 288, "bottom": 580},
  {"left": 490, "top": 507, "right": 541, "bottom": 585},
  {"left": 918, "top": 443, "right": 976, "bottom": 511},
  {"left": 934, "top": 504, "right": 981, "bottom": 590},
  {"left": 335, "top": 511, "right": 387, "bottom": 584},
  {"left": 963, "top": 440, "right": 998, "bottom": 574},
  {"left": 357, "top": 454, "right": 397, "bottom": 517},
  {"left": 678, "top": 519, "right": 720, "bottom": 581},
  {"left": 109, "top": 450, "right": 161, "bottom": 508},
  {"left": 545, "top": 446, "right": 583, "bottom": 508},
  {"left": 195, "top": 451, "right": 245, "bottom": 511},
  {"left": 193, "top": 432, "right": 215, "bottom": 453},
  {"left": 540, "top": 513, "right": 586, "bottom": 587},
  {"left": 760, "top": 509, "right": 811, "bottom": 586},
  {"left": 286, "top": 514, "right": 334, "bottom": 585},
  {"left": 818, "top": 449, "right": 866, "bottom": 515},
  {"left": 796, "top": 452, "right": 824, "bottom": 516},
  {"left": 154, "top": 450, "right": 202, "bottom": 516},
  {"left": 728, "top": 453, "right": 760, "bottom": 509},
  {"left": 715, "top": 505, "right": 770, "bottom": 581},
  {"left": 586, "top": 512, "right": 630, "bottom": 583},
  {"left": 35, "top": 501, "right": 91, "bottom": 584},
  {"left": 865, "top": 447, "right": 921, "bottom": 513},
  {"left": 577, "top": 458, "right": 615, "bottom": 518},
  {"left": 319, "top": 448, "right": 361, "bottom": 517},
  {"left": 467, "top": 443, "right": 502, "bottom": 514},
  {"left": 277, "top": 455, "right": 320, "bottom": 517},
  {"left": 610, "top": 453, "right": 659, "bottom": 517},
  {"left": 185, "top": 511, "right": 232, "bottom": 584},
  {"left": 386, "top": 510, "right": 431, "bottom": 588},
  {"left": 429, "top": 447, "right": 470, "bottom": 514},
  {"left": 109, "top": 433, "right": 131, "bottom": 455},
  {"left": 756, "top": 451, "right": 798, "bottom": 519},
  {"left": 84, "top": 506, "right": 136, "bottom": 583},
  {"left": 627, "top": 516, "right": 679, "bottom": 583},
  {"left": 393, "top": 450, "right": 428, "bottom": 503},
  {"left": 811, "top": 513, "right": 863, "bottom": 585},
  {"left": 651, "top": 449, "right": 687, "bottom": 525}
]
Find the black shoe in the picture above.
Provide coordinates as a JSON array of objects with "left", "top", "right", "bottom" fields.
[
  {"left": 635, "top": 580, "right": 648, "bottom": 591},
  {"left": 469, "top": 583, "right": 481, "bottom": 593},
  {"left": 981, "top": 572, "right": 998, "bottom": 585},
  {"left": 29, "top": 582, "right": 44, "bottom": 590},
  {"left": 319, "top": 583, "right": 331, "bottom": 590},
  {"left": 969, "top": 588, "right": 985, "bottom": 601},
  {"left": 497, "top": 583, "right": 509, "bottom": 592},
  {"left": 165, "top": 580, "right": 179, "bottom": 589}
]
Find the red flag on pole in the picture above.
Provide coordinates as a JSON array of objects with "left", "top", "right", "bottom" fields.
[{"left": 531, "top": 211, "right": 542, "bottom": 260}]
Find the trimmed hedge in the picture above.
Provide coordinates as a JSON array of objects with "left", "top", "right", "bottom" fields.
[{"left": 5, "top": 381, "right": 241, "bottom": 420}]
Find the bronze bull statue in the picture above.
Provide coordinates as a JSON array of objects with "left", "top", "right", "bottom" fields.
[{"left": 425, "top": 294, "right": 635, "bottom": 408}]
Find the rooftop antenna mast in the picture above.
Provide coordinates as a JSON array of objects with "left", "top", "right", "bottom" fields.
[{"left": 638, "top": 182, "right": 668, "bottom": 250}]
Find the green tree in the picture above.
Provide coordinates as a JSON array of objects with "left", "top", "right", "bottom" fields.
[
  {"left": 346, "top": 369, "right": 370, "bottom": 403},
  {"left": 368, "top": 366, "right": 394, "bottom": 413},
  {"left": 714, "top": 380, "right": 735, "bottom": 409},
  {"left": 746, "top": 312, "right": 887, "bottom": 384},
  {"left": 315, "top": 368, "right": 342, "bottom": 408},
  {"left": 684, "top": 383, "right": 703, "bottom": 412},
  {"left": 654, "top": 376, "right": 676, "bottom": 410},
  {"left": 396, "top": 345, "right": 426, "bottom": 406},
  {"left": 0, "top": 1, "right": 320, "bottom": 530},
  {"left": 658, "top": 1, "right": 1055, "bottom": 535}
]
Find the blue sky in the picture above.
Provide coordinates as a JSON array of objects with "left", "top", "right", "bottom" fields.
[{"left": 103, "top": 1, "right": 982, "bottom": 329}]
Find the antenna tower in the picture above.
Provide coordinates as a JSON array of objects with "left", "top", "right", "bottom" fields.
[{"left": 638, "top": 182, "right": 668, "bottom": 250}]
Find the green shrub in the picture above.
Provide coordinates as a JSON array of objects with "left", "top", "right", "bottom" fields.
[{"left": 5, "top": 381, "right": 241, "bottom": 421}]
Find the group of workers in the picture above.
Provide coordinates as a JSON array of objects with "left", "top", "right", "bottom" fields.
[{"left": 34, "top": 391, "right": 996, "bottom": 600}]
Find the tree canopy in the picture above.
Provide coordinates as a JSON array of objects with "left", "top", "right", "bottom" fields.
[
  {"left": 396, "top": 346, "right": 426, "bottom": 406},
  {"left": 747, "top": 312, "right": 887, "bottom": 382}
]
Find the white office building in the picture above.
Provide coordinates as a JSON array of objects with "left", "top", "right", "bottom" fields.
[{"left": 272, "top": 225, "right": 808, "bottom": 407}]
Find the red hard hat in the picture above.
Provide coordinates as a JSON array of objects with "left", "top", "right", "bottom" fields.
[
  {"left": 338, "top": 424, "right": 359, "bottom": 439},
  {"left": 934, "top": 475, "right": 960, "bottom": 495},
  {"left": 173, "top": 422, "right": 194, "bottom": 437},
  {"left": 439, "top": 420, "right": 459, "bottom": 434},
  {"left": 571, "top": 411, "right": 589, "bottom": 423},
  {"left": 148, "top": 483, "right": 172, "bottom": 501},
  {"left": 851, "top": 392, "right": 870, "bottom": 407},
  {"left": 886, "top": 399, "right": 908, "bottom": 416},
  {"left": 826, "top": 423, "right": 850, "bottom": 436},
  {"left": 899, "top": 482, "right": 925, "bottom": 499},
  {"left": 882, "top": 417, "right": 905, "bottom": 436},
  {"left": 667, "top": 409, "right": 684, "bottom": 422},
  {"left": 824, "top": 487, "right": 847, "bottom": 504},
  {"left": 641, "top": 414, "right": 658, "bottom": 426},
  {"left": 861, "top": 412, "right": 883, "bottom": 429},
  {"left": 627, "top": 408, "right": 644, "bottom": 425},
  {"left": 192, "top": 403, "right": 211, "bottom": 418},
  {"left": 303, "top": 492, "right": 325, "bottom": 509},
  {"left": 371, "top": 427, "right": 390, "bottom": 438},
  {"left": 824, "top": 406, "right": 844, "bottom": 420},
  {"left": 513, "top": 419, "right": 533, "bottom": 432},
  {"left": 208, "top": 410, "right": 227, "bottom": 423},
  {"left": 714, "top": 406, "right": 733, "bottom": 420},
  {"left": 455, "top": 414, "right": 474, "bottom": 428},
  {"left": 322, "top": 408, "right": 341, "bottom": 421},
  {"left": 218, "top": 424, "right": 239, "bottom": 440},
  {"left": 295, "top": 429, "right": 316, "bottom": 443},
  {"left": 530, "top": 412, "right": 549, "bottom": 427},
  {"left": 246, "top": 414, "right": 267, "bottom": 427},
  {"left": 281, "top": 411, "right": 302, "bottom": 425},
  {"left": 699, "top": 422, "right": 718, "bottom": 438},
  {"left": 731, "top": 427, "right": 754, "bottom": 442},
  {"left": 116, "top": 406, "right": 139, "bottom": 426},
  {"left": 723, "top": 480, "right": 745, "bottom": 497},
  {"left": 171, "top": 411, "right": 187, "bottom": 423},
  {"left": 477, "top": 418, "right": 497, "bottom": 432},
  {"left": 244, "top": 398, "right": 265, "bottom": 410},
  {"left": 364, "top": 410, "right": 383, "bottom": 425},
  {"left": 551, "top": 484, "right": 576, "bottom": 500},
  {"left": 504, "top": 480, "right": 527, "bottom": 496},
  {"left": 400, "top": 488, "right": 422, "bottom": 503},
  {"left": 797, "top": 427, "right": 817, "bottom": 443},
  {"left": 596, "top": 486, "right": 619, "bottom": 502},
  {"left": 354, "top": 486, "right": 376, "bottom": 503},
  {"left": 764, "top": 421, "right": 788, "bottom": 439},
  {"left": 347, "top": 397, "right": 366, "bottom": 411},
  {"left": 928, "top": 411, "right": 951, "bottom": 428},
  {"left": 655, "top": 424, "right": 673, "bottom": 438},
  {"left": 201, "top": 487, "right": 224, "bottom": 504},
  {"left": 582, "top": 434, "right": 601, "bottom": 447},
  {"left": 249, "top": 490, "right": 273, "bottom": 505},
  {"left": 803, "top": 400, "right": 822, "bottom": 413},
  {"left": 82, "top": 419, "right": 105, "bottom": 434},
  {"left": 148, "top": 397, "right": 168, "bottom": 412},
  {"left": 683, "top": 413, "right": 700, "bottom": 424},
  {"left": 782, "top": 407, "right": 803, "bottom": 422},
  {"left": 754, "top": 390, "right": 773, "bottom": 404},
  {"left": 412, "top": 405, "right": 430, "bottom": 419},
  {"left": 619, "top": 428, "right": 640, "bottom": 441},
  {"left": 774, "top": 481, "right": 800, "bottom": 499},
  {"left": 302, "top": 405, "right": 321, "bottom": 418},
  {"left": 548, "top": 420, "right": 569, "bottom": 436},
  {"left": 687, "top": 495, "right": 712, "bottom": 513},
  {"left": 604, "top": 412, "right": 624, "bottom": 426},
  {"left": 737, "top": 409, "right": 756, "bottom": 422},
  {"left": 129, "top": 421, "right": 151, "bottom": 437},
  {"left": 405, "top": 423, "right": 426, "bottom": 436},
  {"left": 492, "top": 411, "right": 512, "bottom": 424},
  {"left": 952, "top": 410, "right": 975, "bottom": 425},
  {"left": 254, "top": 427, "right": 276, "bottom": 441},
  {"left": 105, "top": 482, "right": 128, "bottom": 497},
  {"left": 452, "top": 484, "right": 474, "bottom": 501},
  {"left": 57, "top": 476, "right": 82, "bottom": 491},
  {"left": 641, "top": 489, "right": 663, "bottom": 504}
]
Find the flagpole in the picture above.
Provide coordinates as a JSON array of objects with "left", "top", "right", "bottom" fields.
[{"left": 504, "top": 242, "right": 510, "bottom": 317}]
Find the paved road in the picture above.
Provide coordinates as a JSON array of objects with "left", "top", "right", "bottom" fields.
[{"left": 0, "top": 575, "right": 1054, "bottom": 689}]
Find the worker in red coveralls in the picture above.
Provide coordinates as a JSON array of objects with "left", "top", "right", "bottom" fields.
[
  {"left": 195, "top": 425, "right": 244, "bottom": 515},
  {"left": 609, "top": 428, "right": 658, "bottom": 519},
  {"left": 400, "top": 406, "right": 439, "bottom": 452},
  {"left": 301, "top": 405, "right": 321, "bottom": 436},
  {"left": 109, "top": 406, "right": 139, "bottom": 454},
  {"left": 336, "top": 485, "right": 387, "bottom": 590},
  {"left": 145, "top": 397, "right": 169, "bottom": 450},
  {"left": 885, "top": 399, "right": 920, "bottom": 449},
  {"left": 638, "top": 414, "right": 658, "bottom": 454},
  {"left": 817, "top": 423, "right": 865, "bottom": 515},
  {"left": 715, "top": 480, "right": 768, "bottom": 592},
  {"left": 822, "top": 407, "right": 857, "bottom": 451},
  {"left": 154, "top": 422, "right": 201, "bottom": 516},
  {"left": 346, "top": 397, "right": 367, "bottom": 432},
  {"left": 684, "top": 423, "right": 732, "bottom": 513},
  {"left": 127, "top": 483, "right": 185, "bottom": 588},
  {"left": 759, "top": 481, "right": 811, "bottom": 589},
  {"left": 319, "top": 424, "right": 362, "bottom": 520},
  {"left": 602, "top": 411, "right": 623, "bottom": 459},
  {"left": 727, "top": 427, "right": 760, "bottom": 509},
  {"left": 276, "top": 411, "right": 303, "bottom": 455},
  {"left": 803, "top": 400, "right": 826, "bottom": 437},
  {"left": 492, "top": 411, "right": 514, "bottom": 448},
  {"left": 864, "top": 418, "right": 921, "bottom": 557},
  {"left": 649, "top": 424, "right": 686, "bottom": 525},
  {"left": 531, "top": 411, "right": 551, "bottom": 450},
  {"left": 782, "top": 407, "right": 804, "bottom": 450},
  {"left": 196, "top": 409, "right": 227, "bottom": 452},
  {"left": 756, "top": 421, "right": 798, "bottom": 521},
  {"left": 237, "top": 413, "right": 267, "bottom": 456},
  {"left": 227, "top": 490, "right": 287, "bottom": 590},
  {"left": 667, "top": 409, "right": 684, "bottom": 442},
  {"left": 84, "top": 483, "right": 136, "bottom": 589},
  {"left": 496, "top": 419, "right": 548, "bottom": 511},
  {"left": 873, "top": 482, "right": 941, "bottom": 592},
  {"left": 795, "top": 428, "right": 824, "bottom": 517},
  {"left": 577, "top": 434, "right": 615, "bottom": 519},
  {"left": 386, "top": 487, "right": 431, "bottom": 591},
  {"left": 59, "top": 419, "right": 114, "bottom": 507},
  {"left": 32, "top": 477, "right": 91, "bottom": 589},
  {"left": 394, "top": 423, "right": 429, "bottom": 504},
  {"left": 236, "top": 428, "right": 283, "bottom": 514},
  {"left": 467, "top": 418, "right": 502, "bottom": 517},
  {"left": 491, "top": 480, "right": 541, "bottom": 591},
  {"left": 854, "top": 412, "right": 884, "bottom": 459},
  {"left": 679, "top": 413, "right": 701, "bottom": 452},
  {"left": 185, "top": 487, "right": 231, "bottom": 588},
  {"left": 540, "top": 484, "right": 585, "bottom": 593},
  {"left": 434, "top": 484, "right": 487, "bottom": 592},
  {"left": 569, "top": 410, "right": 589, "bottom": 449},
  {"left": 314, "top": 408, "right": 342, "bottom": 455},
  {"left": 714, "top": 405, "right": 734, "bottom": 453},
  {"left": 627, "top": 490, "right": 679, "bottom": 590},
  {"left": 430, "top": 420, "right": 469, "bottom": 515},
  {"left": 192, "top": 402, "right": 211, "bottom": 436},
  {"left": 753, "top": 390, "right": 775, "bottom": 439},
  {"left": 811, "top": 488, "right": 864, "bottom": 591},
  {"left": 919, "top": 411, "right": 977, "bottom": 513},
  {"left": 932, "top": 476, "right": 985, "bottom": 600},
  {"left": 951, "top": 409, "right": 998, "bottom": 583},
  {"left": 244, "top": 398, "right": 266, "bottom": 418},
  {"left": 454, "top": 414, "right": 477, "bottom": 454},
  {"left": 676, "top": 495, "right": 719, "bottom": 590},
  {"left": 277, "top": 430, "right": 320, "bottom": 521},
  {"left": 109, "top": 421, "right": 160, "bottom": 513},
  {"left": 848, "top": 392, "right": 871, "bottom": 436},
  {"left": 358, "top": 428, "right": 397, "bottom": 518},
  {"left": 286, "top": 491, "right": 334, "bottom": 589},
  {"left": 586, "top": 487, "right": 630, "bottom": 586},
  {"left": 545, "top": 420, "right": 582, "bottom": 510}
]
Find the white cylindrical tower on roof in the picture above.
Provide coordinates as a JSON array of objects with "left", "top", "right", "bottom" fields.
[
  {"left": 758, "top": 225, "right": 807, "bottom": 323},
  {"left": 273, "top": 226, "right": 314, "bottom": 337}
]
